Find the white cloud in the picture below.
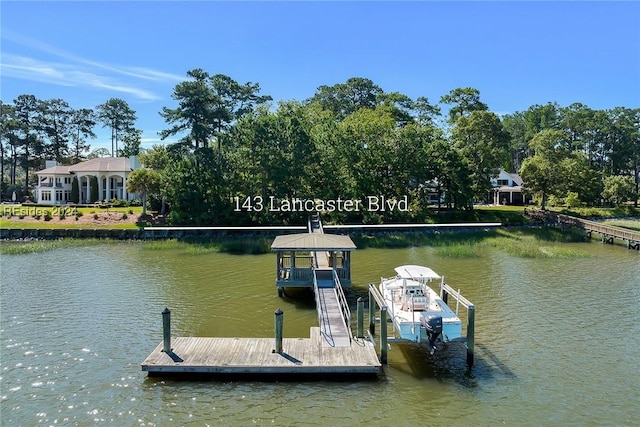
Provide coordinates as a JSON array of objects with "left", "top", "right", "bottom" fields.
[
  {"left": 1, "top": 30, "right": 184, "bottom": 100},
  {"left": 1, "top": 54, "right": 162, "bottom": 100}
]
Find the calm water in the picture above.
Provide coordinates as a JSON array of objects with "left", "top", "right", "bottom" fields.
[{"left": 1, "top": 239, "right": 638, "bottom": 426}]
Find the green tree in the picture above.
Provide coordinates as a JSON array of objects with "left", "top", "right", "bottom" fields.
[
  {"left": 164, "top": 148, "right": 231, "bottom": 225},
  {"left": 502, "top": 111, "right": 530, "bottom": 172},
  {"left": 70, "top": 176, "right": 79, "bottom": 204},
  {"left": 126, "top": 168, "right": 161, "bottom": 215},
  {"left": 89, "top": 175, "right": 99, "bottom": 203},
  {"left": 565, "top": 191, "right": 581, "bottom": 208},
  {"left": 520, "top": 129, "right": 571, "bottom": 209},
  {"left": 38, "top": 98, "right": 73, "bottom": 163},
  {"left": 451, "top": 110, "right": 511, "bottom": 205},
  {"left": 440, "top": 87, "right": 488, "bottom": 123},
  {"left": 602, "top": 175, "right": 635, "bottom": 206},
  {"left": 119, "top": 128, "right": 142, "bottom": 157},
  {"left": 139, "top": 144, "right": 170, "bottom": 214},
  {"left": 339, "top": 105, "right": 397, "bottom": 211},
  {"left": 96, "top": 98, "right": 137, "bottom": 157},
  {"left": 0, "top": 101, "right": 21, "bottom": 187},
  {"left": 309, "top": 77, "right": 384, "bottom": 121},
  {"left": 70, "top": 108, "right": 96, "bottom": 163},
  {"left": 88, "top": 148, "right": 111, "bottom": 159},
  {"left": 13, "top": 94, "right": 41, "bottom": 193},
  {"left": 160, "top": 69, "right": 271, "bottom": 151}
]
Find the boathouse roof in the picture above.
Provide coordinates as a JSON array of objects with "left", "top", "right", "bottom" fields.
[{"left": 271, "top": 233, "right": 356, "bottom": 251}]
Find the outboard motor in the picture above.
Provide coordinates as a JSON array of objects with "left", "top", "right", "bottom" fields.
[{"left": 421, "top": 315, "right": 443, "bottom": 355}]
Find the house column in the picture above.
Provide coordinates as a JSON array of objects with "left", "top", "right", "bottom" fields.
[
  {"left": 121, "top": 172, "right": 127, "bottom": 199},
  {"left": 106, "top": 175, "right": 111, "bottom": 201},
  {"left": 98, "top": 175, "right": 103, "bottom": 202}
]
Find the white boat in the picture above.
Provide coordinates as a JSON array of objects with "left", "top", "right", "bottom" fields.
[{"left": 380, "top": 265, "right": 462, "bottom": 353}]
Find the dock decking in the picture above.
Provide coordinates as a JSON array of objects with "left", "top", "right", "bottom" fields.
[{"left": 141, "top": 327, "right": 381, "bottom": 376}]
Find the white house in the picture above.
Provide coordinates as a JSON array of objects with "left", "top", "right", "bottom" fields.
[
  {"left": 490, "top": 170, "right": 531, "bottom": 205},
  {"left": 34, "top": 156, "right": 141, "bottom": 205}
]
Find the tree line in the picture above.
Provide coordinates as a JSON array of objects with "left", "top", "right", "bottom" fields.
[{"left": 2, "top": 70, "right": 639, "bottom": 225}]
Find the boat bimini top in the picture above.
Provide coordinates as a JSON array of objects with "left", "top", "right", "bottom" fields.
[{"left": 394, "top": 265, "right": 441, "bottom": 281}]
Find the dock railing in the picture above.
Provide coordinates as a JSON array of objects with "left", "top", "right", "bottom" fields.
[
  {"left": 333, "top": 270, "right": 351, "bottom": 335},
  {"left": 312, "top": 271, "right": 329, "bottom": 341}
]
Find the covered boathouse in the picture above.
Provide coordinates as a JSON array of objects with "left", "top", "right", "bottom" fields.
[{"left": 271, "top": 232, "right": 356, "bottom": 296}]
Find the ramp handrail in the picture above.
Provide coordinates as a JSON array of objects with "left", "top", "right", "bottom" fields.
[{"left": 333, "top": 270, "right": 351, "bottom": 336}]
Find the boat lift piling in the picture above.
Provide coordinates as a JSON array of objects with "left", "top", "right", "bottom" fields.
[
  {"left": 367, "top": 283, "right": 389, "bottom": 364},
  {"left": 440, "top": 283, "right": 475, "bottom": 367}
]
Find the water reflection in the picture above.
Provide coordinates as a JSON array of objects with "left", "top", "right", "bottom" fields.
[{"left": 1, "top": 240, "right": 638, "bottom": 425}]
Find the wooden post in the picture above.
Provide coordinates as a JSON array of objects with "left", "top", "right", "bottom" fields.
[
  {"left": 466, "top": 305, "right": 475, "bottom": 367},
  {"left": 274, "top": 308, "right": 284, "bottom": 354},
  {"left": 357, "top": 297, "right": 364, "bottom": 338},
  {"left": 162, "top": 307, "right": 171, "bottom": 353},
  {"left": 380, "top": 306, "right": 388, "bottom": 364},
  {"left": 369, "top": 288, "right": 376, "bottom": 336}
]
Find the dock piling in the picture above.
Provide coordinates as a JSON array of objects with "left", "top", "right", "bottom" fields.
[
  {"left": 357, "top": 297, "right": 364, "bottom": 338},
  {"left": 368, "top": 287, "right": 376, "bottom": 336},
  {"left": 274, "top": 308, "right": 284, "bottom": 354},
  {"left": 162, "top": 307, "right": 171, "bottom": 353},
  {"left": 380, "top": 306, "right": 388, "bottom": 364},
  {"left": 466, "top": 305, "right": 475, "bottom": 367}
]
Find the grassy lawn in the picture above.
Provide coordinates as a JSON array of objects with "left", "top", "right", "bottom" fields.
[
  {"left": 0, "top": 219, "right": 139, "bottom": 229},
  {"left": 0, "top": 204, "right": 144, "bottom": 229}
]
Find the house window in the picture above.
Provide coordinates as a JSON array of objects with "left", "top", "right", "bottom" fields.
[
  {"left": 41, "top": 192, "right": 51, "bottom": 201},
  {"left": 497, "top": 179, "right": 509, "bottom": 186},
  {"left": 56, "top": 190, "right": 64, "bottom": 201},
  {"left": 64, "top": 177, "right": 72, "bottom": 184}
]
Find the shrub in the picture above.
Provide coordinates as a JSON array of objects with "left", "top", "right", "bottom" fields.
[
  {"left": 122, "top": 213, "right": 128, "bottom": 220},
  {"left": 93, "top": 213, "right": 99, "bottom": 220},
  {"left": 18, "top": 214, "right": 25, "bottom": 219},
  {"left": 129, "top": 199, "right": 142, "bottom": 207},
  {"left": 44, "top": 212, "right": 52, "bottom": 221},
  {"left": 128, "top": 209, "right": 134, "bottom": 215},
  {"left": 112, "top": 199, "right": 128, "bottom": 207}
]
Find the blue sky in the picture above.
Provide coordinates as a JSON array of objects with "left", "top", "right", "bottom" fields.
[{"left": 2, "top": 1, "right": 639, "bottom": 152}]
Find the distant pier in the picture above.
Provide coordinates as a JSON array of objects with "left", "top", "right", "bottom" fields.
[{"left": 525, "top": 208, "right": 640, "bottom": 250}]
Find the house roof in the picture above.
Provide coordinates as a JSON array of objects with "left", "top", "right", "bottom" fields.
[
  {"left": 36, "top": 157, "right": 134, "bottom": 175},
  {"left": 506, "top": 172, "right": 524, "bottom": 186},
  {"left": 69, "top": 157, "right": 132, "bottom": 173},
  {"left": 271, "top": 233, "right": 356, "bottom": 251},
  {"left": 37, "top": 165, "right": 72, "bottom": 175}
]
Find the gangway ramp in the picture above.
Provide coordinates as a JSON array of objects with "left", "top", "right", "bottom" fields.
[{"left": 314, "top": 269, "right": 351, "bottom": 347}]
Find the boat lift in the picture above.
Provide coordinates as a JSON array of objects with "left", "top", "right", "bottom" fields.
[{"left": 364, "top": 281, "right": 476, "bottom": 367}]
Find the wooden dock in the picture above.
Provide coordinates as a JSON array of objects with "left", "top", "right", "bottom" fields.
[
  {"left": 141, "top": 327, "right": 381, "bottom": 376},
  {"left": 525, "top": 208, "right": 640, "bottom": 250}
]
